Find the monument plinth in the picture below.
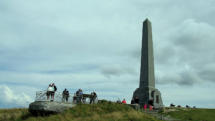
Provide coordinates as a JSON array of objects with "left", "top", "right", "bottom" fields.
[{"left": 132, "top": 19, "right": 163, "bottom": 108}]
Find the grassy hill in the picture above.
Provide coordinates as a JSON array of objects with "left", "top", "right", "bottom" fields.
[
  {"left": 1, "top": 101, "right": 215, "bottom": 121},
  {"left": 0, "top": 101, "right": 160, "bottom": 121}
]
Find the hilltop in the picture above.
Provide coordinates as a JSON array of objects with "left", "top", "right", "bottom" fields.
[
  {"left": 0, "top": 101, "right": 160, "bottom": 121},
  {"left": 1, "top": 101, "right": 215, "bottom": 121}
]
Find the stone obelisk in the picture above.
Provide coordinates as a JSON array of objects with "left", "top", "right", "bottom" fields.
[{"left": 132, "top": 19, "right": 163, "bottom": 108}]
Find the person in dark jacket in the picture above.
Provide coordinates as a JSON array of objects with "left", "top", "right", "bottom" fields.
[
  {"left": 76, "top": 89, "right": 83, "bottom": 103},
  {"left": 52, "top": 83, "right": 57, "bottom": 101},
  {"left": 90, "top": 92, "right": 97, "bottom": 104},
  {"left": 62, "top": 88, "right": 69, "bottom": 102}
]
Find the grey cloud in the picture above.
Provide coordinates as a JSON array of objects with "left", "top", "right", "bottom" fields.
[
  {"left": 155, "top": 47, "right": 176, "bottom": 65},
  {"left": 177, "top": 71, "right": 201, "bottom": 86},
  {"left": 100, "top": 65, "right": 137, "bottom": 78},
  {"left": 156, "top": 70, "right": 201, "bottom": 86},
  {"left": 155, "top": 19, "right": 215, "bottom": 85},
  {"left": 197, "top": 64, "right": 215, "bottom": 82},
  {"left": 172, "top": 19, "right": 215, "bottom": 52}
]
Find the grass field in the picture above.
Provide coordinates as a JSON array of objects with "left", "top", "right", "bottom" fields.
[
  {"left": 0, "top": 101, "right": 160, "bottom": 121},
  {"left": 163, "top": 108, "right": 215, "bottom": 121},
  {"left": 1, "top": 102, "right": 215, "bottom": 121},
  {"left": 0, "top": 108, "right": 29, "bottom": 121}
]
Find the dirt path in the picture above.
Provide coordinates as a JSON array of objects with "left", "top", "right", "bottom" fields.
[{"left": 144, "top": 110, "right": 181, "bottom": 121}]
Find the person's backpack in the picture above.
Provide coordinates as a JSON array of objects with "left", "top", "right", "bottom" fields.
[
  {"left": 93, "top": 92, "right": 97, "bottom": 97},
  {"left": 76, "top": 91, "right": 79, "bottom": 96},
  {"left": 66, "top": 91, "right": 69, "bottom": 96},
  {"left": 54, "top": 86, "right": 57, "bottom": 91}
]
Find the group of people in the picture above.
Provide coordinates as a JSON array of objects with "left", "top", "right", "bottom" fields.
[
  {"left": 74, "top": 89, "right": 97, "bottom": 104},
  {"left": 116, "top": 98, "right": 127, "bottom": 104},
  {"left": 131, "top": 96, "right": 154, "bottom": 110},
  {"left": 46, "top": 83, "right": 97, "bottom": 104}
]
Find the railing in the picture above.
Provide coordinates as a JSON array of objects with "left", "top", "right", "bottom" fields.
[{"left": 35, "top": 91, "right": 98, "bottom": 104}]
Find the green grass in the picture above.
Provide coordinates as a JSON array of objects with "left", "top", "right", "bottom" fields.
[
  {"left": 163, "top": 108, "right": 215, "bottom": 121},
  {"left": 0, "top": 101, "right": 160, "bottom": 121},
  {"left": 0, "top": 108, "right": 29, "bottom": 121},
  {"left": 2, "top": 103, "right": 215, "bottom": 121}
]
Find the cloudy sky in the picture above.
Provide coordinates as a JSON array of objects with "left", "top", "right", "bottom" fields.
[{"left": 0, "top": 0, "right": 215, "bottom": 108}]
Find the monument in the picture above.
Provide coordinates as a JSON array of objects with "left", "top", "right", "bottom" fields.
[{"left": 132, "top": 19, "right": 163, "bottom": 108}]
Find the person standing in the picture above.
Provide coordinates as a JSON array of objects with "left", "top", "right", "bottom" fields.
[
  {"left": 46, "top": 83, "right": 57, "bottom": 101},
  {"left": 51, "top": 83, "right": 57, "bottom": 101},
  {"left": 149, "top": 105, "right": 153, "bottom": 110},
  {"left": 76, "top": 89, "right": 83, "bottom": 103},
  {"left": 144, "top": 104, "right": 147, "bottom": 110},
  {"left": 90, "top": 92, "right": 97, "bottom": 104},
  {"left": 46, "top": 84, "right": 53, "bottom": 100},
  {"left": 62, "top": 88, "right": 69, "bottom": 102}
]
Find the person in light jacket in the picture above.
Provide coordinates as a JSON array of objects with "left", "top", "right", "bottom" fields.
[{"left": 46, "top": 83, "right": 57, "bottom": 101}]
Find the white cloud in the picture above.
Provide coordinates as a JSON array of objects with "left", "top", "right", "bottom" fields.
[{"left": 0, "top": 85, "right": 33, "bottom": 108}]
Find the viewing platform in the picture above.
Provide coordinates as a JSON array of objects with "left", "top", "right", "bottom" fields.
[{"left": 29, "top": 91, "right": 98, "bottom": 115}]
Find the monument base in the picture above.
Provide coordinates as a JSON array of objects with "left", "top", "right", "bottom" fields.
[{"left": 132, "top": 87, "right": 163, "bottom": 109}]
